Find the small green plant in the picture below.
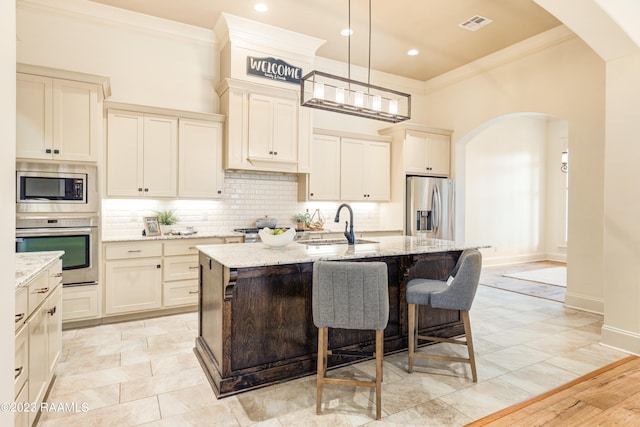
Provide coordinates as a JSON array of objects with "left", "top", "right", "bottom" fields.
[
  {"left": 293, "top": 213, "right": 305, "bottom": 223},
  {"left": 154, "top": 210, "right": 179, "bottom": 225}
]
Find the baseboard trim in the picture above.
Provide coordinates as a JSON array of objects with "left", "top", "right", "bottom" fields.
[
  {"left": 564, "top": 291, "right": 604, "bottom": 314},
  {"left": 601, "top": 324, "right": 640, "bottom": 356}
]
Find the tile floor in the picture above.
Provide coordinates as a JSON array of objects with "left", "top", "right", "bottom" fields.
[{"left": 38, "top": 267, "right": 629, "bottom": 426}]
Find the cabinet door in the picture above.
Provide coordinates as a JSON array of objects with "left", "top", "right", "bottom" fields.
[
  {"left": 365, "top": 142, "right": 391, "bottom": 201},
  {"left": 404, "top": 131, "right": 429, "bottom": 174},
  {"left": 272, "top": 97, "right": 297, "bottom": 163},
  {"left": 28, "top": 305, "right": 47, "bottom": 420},
  {"left": 105, "top": 258, "right": 162, "bottom": 314},
  {"left": 309, "top": 134, "right": 340, "bottom": 200},
  {"left": 107, "top": 110, "right": 144, "bottom": 196},
  {"left": 428, "top": 133, "right": 451, "bottom": 176},
  {"left": 178, "top": 118, "right": 224, "bottom": 198},
  {"left": 16, "top": 74, "right": 53, "bottom": 160},
  {"left": 340, "top": 138, "right": 366, "bottom": 200},
  {"left": 53, "top": 79, "right": 99, "bottom": 162},
  {"left": 247, "top": 94, "right": 273, "bottom": 160},
  {"left": 46, "top": 286, "right": 62, "bottom": 377},
  {"left": 143, "top": 115, "right": 178, "bottom": 197},
  {"left": 62, "top": 285, "right": 99, "bottom": 321}
]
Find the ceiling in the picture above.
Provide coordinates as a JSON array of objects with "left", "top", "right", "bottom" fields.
[{"left": 88, "top": 0, "right": 562, "bottom": 81}]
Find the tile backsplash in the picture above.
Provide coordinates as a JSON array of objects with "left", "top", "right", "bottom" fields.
[{"left": 102, "top": 170, "right": 382, "bottom": 238}]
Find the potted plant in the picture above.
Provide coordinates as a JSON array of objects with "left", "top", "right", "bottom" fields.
[
  {"left": 293, "top": 213, "right": 305, "bottom": 230},
  {"left": 154, "top": 210, "right": 179, "bottom": 235}
]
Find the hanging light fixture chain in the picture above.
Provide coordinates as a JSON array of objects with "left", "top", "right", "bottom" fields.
[
  {"left": 368, "top": 0, "right": 372, "bottom": 86},
  {"left": 348, "top": 0, "right": 351, "bottom": 82}
]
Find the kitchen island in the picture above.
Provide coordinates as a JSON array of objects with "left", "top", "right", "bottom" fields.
[{"left": 195, "top": 236, "right": 481, "bottom": 397}]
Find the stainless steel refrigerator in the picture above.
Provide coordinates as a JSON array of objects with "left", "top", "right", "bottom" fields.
[{"left": 406, "top": 176, "right": 455, "bottom": 240}]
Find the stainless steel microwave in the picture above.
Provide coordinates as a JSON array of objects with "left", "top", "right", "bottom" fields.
[{"left": 16, "top": 162, "right": 98, "bottom": 213}]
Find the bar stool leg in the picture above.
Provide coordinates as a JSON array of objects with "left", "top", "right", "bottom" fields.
[
  {"left": 461, "top": 311, "right": 478, "bottom": 382},
  {"left": 408, "top": 303, "right": 416, "bottom": 373},
  {"left": 316, "top": 327, "right": 327, "bottom": 414},
  {"left": 375, "top": 329, "right": 384, "bottom": 420}
]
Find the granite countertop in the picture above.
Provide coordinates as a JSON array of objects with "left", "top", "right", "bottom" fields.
[
  {"left": 197, "top": 236, "right": 486, "bottom": 269},
  {"left": 15, "top": 251, "right": 64, "bottom": 290},
  {"left": 102, "top": 231, "right": 245, "bottom": 243}
]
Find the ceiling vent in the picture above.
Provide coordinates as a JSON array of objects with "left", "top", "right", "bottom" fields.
[{"left": 459, "top": 15, "right": 493, "bottom": 31}]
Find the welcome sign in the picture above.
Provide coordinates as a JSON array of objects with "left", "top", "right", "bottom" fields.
[{"left": 246, "top": 56, "right": 302, "bottom": 84}]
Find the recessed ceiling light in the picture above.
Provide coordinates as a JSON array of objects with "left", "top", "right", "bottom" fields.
[
  {"left": 254, "top": 3, "right": 268, "bottom": 12},
  {"left": 340, "top": 28, "right": 353, "bottom": 36},
  {"left": 407, "top": 49, "right": 419, "bottom": 56}
]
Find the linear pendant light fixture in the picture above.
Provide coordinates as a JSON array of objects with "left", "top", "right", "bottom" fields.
[{"left": 300, "top": 0, "right": 411, "bottom": 123}]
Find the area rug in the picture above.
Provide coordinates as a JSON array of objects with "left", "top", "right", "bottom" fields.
[
  {"left": 466, "top": 355, "right": 640, "bottom": 426},
  {"left": 503, "top": 266, "right": 566, "bottom": 287}
]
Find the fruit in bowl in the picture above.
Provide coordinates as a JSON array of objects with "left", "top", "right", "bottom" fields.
[{"left": 258, "top": 227, "right": 296, "bottom": 248}]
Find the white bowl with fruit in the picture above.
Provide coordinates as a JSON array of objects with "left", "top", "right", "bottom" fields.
[{"left": 258, "top": 227, "right": 296, "bottom": 248}]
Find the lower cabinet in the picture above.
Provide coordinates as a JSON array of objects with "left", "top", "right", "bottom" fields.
[
  {"left": 103, "top": 237, "right": 234, "bottom": 316},
  {"left": 62, "top": 285, "right": 100, "bottom": 322},
  {"left": 15, "top": 257, "right": 62, "bottom": 427}
]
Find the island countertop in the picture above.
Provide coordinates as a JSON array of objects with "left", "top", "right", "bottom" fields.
[
  {"left": 196, "top": 235, "right": 484, "bottom": 268},
  {"left": 15, "top": 251, "right": 64, "bottom": 290}
]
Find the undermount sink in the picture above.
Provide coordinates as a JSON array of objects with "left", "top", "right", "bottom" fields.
[{"left": 296, "top": 238, "right": 378, "bottom": 246}]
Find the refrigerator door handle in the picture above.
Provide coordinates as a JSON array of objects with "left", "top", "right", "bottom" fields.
[{"left": 433, "top": 185, "right": 441, "bottom": 233}]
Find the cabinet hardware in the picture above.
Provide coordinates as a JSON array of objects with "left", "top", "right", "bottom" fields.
[
  {"left": 35, "top": 287, "right": 49, "bottom": 294},
  {"left": 217, "top": 190, "right": 222, "bottom": 194},
  {"left": 189, "top": 266, "right": 199, "bottom": 269},
  {"left": 128, "top": 250, "right": 142, "bottom": 253},
  {"left": 156, "top": 264, "right": 161, "bottom": 269},
  {"left": 269, "top": 150, "right": 273, "bottom": 154},
  {"left": 189, "top": 246, "right": 196, "bottom": 250},
  {"left": 45, "top": 149, "right": 52, "bottom": 153},
  {"left": 15, "top": 367, "right": 23, "bottom": 379},
  {"left": 144, "top": 188, "right": 149, "bottom": 192},
  {"left": 273, "top": 151, "right": 278, "bottom": 155},
  {"left": 54, "top": 273, "right": 63, "bottom": 278},
  {"left": 310, "top": 193, "right": 314, "bottom": 196},
  {"left": 47, "top": 306, "right": 57, "bottom": 316},
  {"left": 138, "top": 187, "right": 143, "bottom": 192},
  {"left": 54, "top": 149, "right": 60, "bottom": 154},
  {"left": 15, "top": 313, "right": 25, "bottom": 323},
  {"left": 189, "top": 290, "right": 199, "bottom": 294}
]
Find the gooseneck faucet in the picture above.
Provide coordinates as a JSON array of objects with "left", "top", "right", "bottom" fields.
[{"left": 334, "top": 203, "right": 355, "bottom": 245}]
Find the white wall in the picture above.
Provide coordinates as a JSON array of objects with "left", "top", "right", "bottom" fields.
[
  {"left": 17, "top": 0, "right": 217, "bottom": 113},
  {"left": 418, "top": 30, "right": 606, "bottom": 312},
  {"left": 1, "top": 1, "right": 16, "bottom": 425}
]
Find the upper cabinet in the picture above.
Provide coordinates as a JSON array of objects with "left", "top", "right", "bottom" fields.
[
  {"left": 178, "top": 118, "right": 224, "bottom": 198},
  {"left": 17, "top": 73, "right": 102, "bottom": 162},
  {"left": 379, "top": 124, "right": 452, "bottom": 178},
  {"left": 107, "top": 110, "right": 178, "bottom": 198},
  {"left": 340, "top": 138, "right": 391, "bottom": 201},
  {"left": 217, "top": 79, "right": 311, "bottom": 174},
  {"left": 105, "top": 103, "right": 224, "bottom": 199},
  {"left": 299, "top": 130, "right": 391, "bottom": 202}
]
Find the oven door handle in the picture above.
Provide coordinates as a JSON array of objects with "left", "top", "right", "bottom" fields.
[{"left": 16, "top": 227, "right": 95, "bottom": 237}]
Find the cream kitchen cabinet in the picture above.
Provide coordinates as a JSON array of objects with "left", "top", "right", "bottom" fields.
[
  {"left": 340, "top": 137, "right": 391, "bottom": 201},
  {"left": 62, "top": 285, "right": 100, "bottom": 322},
  {"left": 301, "top": 133, "right": 341, "bottom": 201},
  {"left": 217, "top": 78, "right": 311, "bottom": 173},
  {"left": 104, "top": 241, "right": 163, "bottom": 315},
  {"left": 16, "top": 73, "right": 101, "bottom": 162},
  {"left": 178, "top": 118, "right": 224, "bottom": 199},
  {"left": 404, "top": 130, "right": 450, "bottom": 176},
  {"left": 106, "top": 110, "right": 178, "bottom": 198},
  {"left": 22, "top": 258, "right": 62, "bottom": 427},
  {"left": 104, "top": 238, "right": 237, "bottom": 316}
]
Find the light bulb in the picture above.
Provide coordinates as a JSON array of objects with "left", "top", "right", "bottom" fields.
[
  {"left": 313, "top": 82, "right": 325, "bottom": 100},
  {"left": 335, "top": 87, "right": 345, "bottom": 104},
  {"left": 389, "top": 99, "right": 398, "bottom": 115},
  {"left": 354, "top": 91, "right": 364, "bottom": 108},
  {"left": 372, "top": 95, "right": 382, "bottom": 111}
]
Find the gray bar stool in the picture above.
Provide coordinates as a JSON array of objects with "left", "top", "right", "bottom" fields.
[
  {"left": 406, "top": 248, "right": 482, "bottom": 381},
  {"left": 312, "top": 260, "right": 389, "bottom": 420}
]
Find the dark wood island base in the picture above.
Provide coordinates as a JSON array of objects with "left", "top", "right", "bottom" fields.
[{"left": 195, "top": 249, "right": 464, "bottom": 397}]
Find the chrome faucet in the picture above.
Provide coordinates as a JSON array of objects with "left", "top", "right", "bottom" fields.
[{"left": 334, "top": 203, "right": 355, "bottom": 245}]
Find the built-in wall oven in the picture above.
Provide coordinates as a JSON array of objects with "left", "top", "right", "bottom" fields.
[{"left": 16, "top": 215, "right": 99, "bottom": 287}]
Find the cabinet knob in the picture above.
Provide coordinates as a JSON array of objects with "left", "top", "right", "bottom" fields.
[
  {"left": 156, "top": 264, "right": 161, "bottom": 269},
  {"left": 273, "top": 151, "right": 278, "bottom": 155},
  {"left": 144, "top": 188, "right": 149, "bottom": 192},
  {"left": 47, "top": 306, "right": 57, "bottom": 316},
  {"left": 138, "top": 188, "right": 143, "bottom": 192},
  {"left": 217, "top": 190, "right": 222, "bottom": 194},
  {"left": 310, "top": 193, "right": 314, "bottom": 197},
  {"left": 269, "top": 150, "right": 273, "bottom": 155},
  {"left": 53, "top": 149, "right": 60, "bottom": 154},
  {"left": 45, "top": 149, "right": 52, "bottom": 154}
]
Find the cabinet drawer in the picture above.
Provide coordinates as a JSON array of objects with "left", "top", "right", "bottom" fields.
[
  {"left": 16, "top": 288, "right": 27, "bottom": 331},
  {"left": 225, "top": 236, "right": 244, "bottom": 244},
  {"left": 163, "top": 238, "right": 223, "bottom": 256},
  {"left": 105, "top": 242, "right": 163, "bottom": 260},
  {"left": 62, "top": 285, "right": 100, "bottom": 321},
  {"left": 164, "top": 255, "right": 199, "bottom": 281},
  {"left": 15, "top": 325, "right": 28, "bottom": 398},
  {"left": 163, "top": 279, "right": 198, "bottom": 307},
  {"left": 28, "top": 271, "right": 51, "bottom": 315}
]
